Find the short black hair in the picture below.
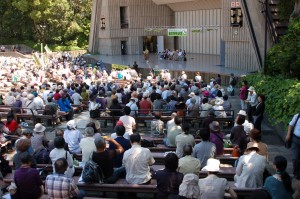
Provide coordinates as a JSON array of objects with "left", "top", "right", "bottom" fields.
[
  {"left": 130, "top": 133, "right": 141, "bottom": 143},
  {"left": 183, "top": 144, "right": 193, "bottom": 156},
  {"left": 236, "top": 115, "right": 246, "bottom": 125},
  {"left": 20, "top": 152, "right": 33, "bottom": 164},
  {"left": 223, "top": 95, "right": 228, "bottom": 100},
  {"left": 123, "top": 106, "right": 131, "bottom": 115},
  {"left": 54, "top": 158, "right": 68, "bottom": 174},
  {"left": 200, "top": 129, "right": 210, "bottom": 141},
  {"left": 164, "top": 153, "right": 178, "bottom": 172},
  {"left": 54, "top": 136, "right": 66, "bottom": 149},
  {"left": 174, "top": 116, "right": 182, "bottom": 125},
  {"left": 115, "top": 125, "right": 126, "bottom": 136},
  {"left": 202, "top": 97, "right": 208, "bottom": 104},
  {"left": 182, "top": 123, "right": 190, "bottom": 134}
]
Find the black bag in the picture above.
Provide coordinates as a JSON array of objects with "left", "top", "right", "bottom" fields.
[
  {"left": 34, "top": 148, "right": 51, "bottom": 164},
  {"left": 37, "top": 168, "right": 49, "bottom": 180},
  {"left": 43, "top": 105, "right": 56, "bottom": 115},
  {"left": 82, "top": 159, "right": 104, "bottom": 184},
  {"left": 90, "top": 109, "right": 100, "bottom": 118},
  {"left": 0, "top": 155, "right": 12, "bottom": 177},
  {"left": 141, "top": 139, "right": 156, "bottom": 148}
]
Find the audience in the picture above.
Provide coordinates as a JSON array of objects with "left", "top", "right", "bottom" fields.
[
  {"left": 178, "top": 144, "right": 201, "bottom": 175},
  {"left": 175, "top": 123, "right": 195, "bottom": 158},
  {"left": 165, "top": 116, "right": 183, "bottom": 147},
  {"left": 79, "top": 127, "right": 96, "bottom": 164}
]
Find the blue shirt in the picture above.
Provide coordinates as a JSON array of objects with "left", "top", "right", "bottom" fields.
[
  {"left": 58, "top": 98, "right": 72, "bottom": 112},
  {"left": 109, "top": 136, "right": 131, "bottom": 168}
]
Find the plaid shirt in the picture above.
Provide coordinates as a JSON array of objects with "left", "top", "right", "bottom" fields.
[{"left": 45, "top": 173, "right": 79, "bottom": 199}]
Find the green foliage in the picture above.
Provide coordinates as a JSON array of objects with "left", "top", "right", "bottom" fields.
[
  {"left": 243, "top": 73, "right": 300, "bottom": 126},
  {"left": 277, "top": 0, "right": 295, "bottom": 20},
  {"left": 266, "top": 17, "right": 300, "bottom": 79},
  {"left": 0, "top": 0, "right": 92, "bottom": 49}
]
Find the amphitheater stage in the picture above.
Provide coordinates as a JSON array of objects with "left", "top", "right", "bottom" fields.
[{"left": 84, "top": 53, "right": 252, "bottom": 76}]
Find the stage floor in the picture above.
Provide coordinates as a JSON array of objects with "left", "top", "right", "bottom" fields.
[{"left": 85, "top": 53, "right": 250, "bottom": 76}]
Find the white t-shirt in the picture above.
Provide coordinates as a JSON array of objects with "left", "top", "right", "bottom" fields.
[{"left": 119, "top": 115, "right": 136, "bottom": 134}]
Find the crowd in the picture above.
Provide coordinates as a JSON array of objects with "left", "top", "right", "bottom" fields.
[{"left": 0, "top": 52, "right": 299, "bottom": 199}]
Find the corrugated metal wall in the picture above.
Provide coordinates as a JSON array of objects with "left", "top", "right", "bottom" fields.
[{"left": 175, "top": 9, "right": 222, "bottom": 55}]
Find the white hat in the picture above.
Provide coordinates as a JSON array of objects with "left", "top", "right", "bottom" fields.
[
  {"left": 202, "top": 158, "right": 221, "bottom": 172},
  {"left": 188, "top": 92, "right": 195, "bottom": 98},
  {"left": 248, "top": 86, "right": 255, "bottom": 91},
  {"left": 238, "top": 110, "right": 247, "bottom": 116},
  {"left": 214, "top": 98, "right": 224, "bottom": 106},
  {"left": 27, "top": 94, "right": 35, "bottom": 100},
  {"left": 67, "top": 120, "right": 76, "bottom": 129},
  {"left": 243, "top": 121, "right": 254, "bottom": 134},
  {"left": 33, "top": 123, "right": 46, "bottom": 133},
  {"left": 179, "top": 174, "right": 200, "bottom": 199}
]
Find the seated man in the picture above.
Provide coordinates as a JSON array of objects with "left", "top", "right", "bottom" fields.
[
  {"left": 109, "top": 125, "right": 131, "bottom": 168},
  {"left": 119, "top": 106, "right": 136, "bottom": 139},
  {"left": 79, "top": 127, "right": 96, "bottom": 165},
  {"left": 45, "top": 158, "right": 84, "bottom": 199},
  {"left": 193, "top": 129, "right": 216, "bottom": 169},
  {"left": 92, "top": 137, "right": 125, "bottom": 184},
  {"left": 175, "top": 123, "right": 195, "bottom": 158},
  {"left": 234, "top": 142, "right": 267, "bottom": 188},
  {"left": 165, "top": 116, "right": 183, "bottom": 147},
  {"left": 123, "top": 133, "right": 155, "bottom": 184},
  {"left": 155, "top": 153, "right": 183, "bottom": 199},
  {"left": 199, "top": 158, "right": 237, "bottom": 199},
  {"left": 178, "top": 144, "right": 201, "bottom": 175},
  {"left": 151, "top": 112, "right": 164, "bottom": 138}
]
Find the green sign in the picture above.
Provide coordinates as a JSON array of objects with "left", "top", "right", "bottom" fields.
[{"left": 167, "top": 29, "right": 188, "bottom": 37}]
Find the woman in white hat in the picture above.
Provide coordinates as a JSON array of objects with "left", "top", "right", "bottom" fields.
[
  {"left": 178, "top": 173, "right": 200, "bottom": 199},
  {"left": 200, "top": 158, "right": 237, "bottom": 199},
  {"left": 25, "top": 93, "right": 37, "bottom": 115},
  {"left": 64, "top": 120, "right": 82, "bottom": 154},
  {"left": 31, "top": 123, "right": 48, "bottom": 152},
  {"left": 212, "top": 98, "right": 226, "bottom": 118}
]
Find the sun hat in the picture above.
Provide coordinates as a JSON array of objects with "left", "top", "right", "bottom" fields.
[
  {"left": 67, "top": 120, "right": 76, "bottom": 129},
  {"left": 246, "top": 142, "right": 260, "bottom": 151},
  {"left": 209, "top": 121, "right": 220, "bottom": 132},
  {"left": 179, "top": 174, "right": 200, "bottom": 199},
  {"left": 33, "top": 123, "right": 46, "bottom": 132},
  {"left": 202, "top": 158, "right": 221, "bottom": 172},
  {"left": 203, "top": 90, "right": 210, "bottom": 97},
  {"left": 248, "top": 86, "right": 255, "bottom": 92},
  {"left": 214, "top": 98, "right": 224, "bottom": 106},
  {"left": 188, "top": 92, "right": 195, "bottom": 98},
  {"left": 27, "top": 94, "right": 35, "bottom": 100},
  {"left": 238, "top": 110, "right": 247, "bottom": 116}
]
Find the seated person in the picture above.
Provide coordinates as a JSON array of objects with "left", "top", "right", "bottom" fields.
[
  {"left": 58, "top": 94, "right": 74, "bottom": 121},
  {"left": 200, "top": 158, "right": 237, "bottom": 199},
  {"left": 212, "top": 98, "right": 227, "bottom": 118},
  {"left": 179, "top": 173, "right": 200, "bottom": 199},
  {"left": 209, "top": 121, "right": 224, "bottom": 156},
  {"left": 178, "top": 144, "right": 201, "bottom": 175},
  {"left": 14, "top": 152, "right": 43, "bottom": 199},
  {"left": 193, "top": 129, "right": 216, "bottom": 169},
  {"left": 234, "top": 142, "right": 267, "bottom": 188},
  {"left": 92, "top": 137, "right": 125, "bottom": 184},
  {"left": 155, "top": 153, "right": 184, "bottom": 199},
  {"left": 109, "top": 125, "right": 131, "bottom": 168},
  {"left": 13, "top": 138, "right": 37, "bottom": 169},
  {"left": 123, "top": 133, "right": 155, "bottom": 184},
  {"left": 175, "top": 123, "right": 195, "bottom": 158},
  {"left": 31, "top": 123, "right": 48, "bottom": 152},
  {"left": 165, "top": 116, "right": 183, "bottom": 147},
  {"left": 46, "top": 158, "right": 84, "bottom": 199},
  {"left": 64, "top": 120, "right": 82, "bottom": 154},
  {"left": 246, "top": 128, "right": 268, "bottom": 160},
  {"left": 79, "top": 127, "right": 96, "bottom": 165},
  {"left": 5, "top": 111, "right": 21, "bottom": 135},
  {"left": 151, "top": 112, "right": 164, "bottom": 138}
]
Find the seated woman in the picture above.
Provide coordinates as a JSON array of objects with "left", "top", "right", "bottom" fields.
[
  {"left": 58, "top": 94, "right": 74, "bottom": 121},
  {"left": 5, "top": 111, "right": 21, "bottom": 135},
  {"left": 14, "top": 152, "right": 43, "bottom": 199},
  {"left": 155, "top": 153, "right": 184, "bottom": 199},
  {"left": 110, "top": 99, "right": 123, "bottom": 117},
  {"left": 264, "top": 155, "right": 293, "bottom": 199},
  {"left": 246, "top": 128, "right": 268, "bottom": 160},
  {"left": 13, "top": 138, "right": 37, "bottom": 169},
  {"left": 209, "top": 121, "right": 224, "bottom": 156}
]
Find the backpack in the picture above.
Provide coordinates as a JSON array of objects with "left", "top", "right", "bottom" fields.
[
  {"left": 82, "top": 159, "right": 104, "bottom": 184},
  {"left": 34, "top": 148, "right": 51, "bottom": 164}
]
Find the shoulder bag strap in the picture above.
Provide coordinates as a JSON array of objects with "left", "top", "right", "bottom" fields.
[{"left": 292, "top": 113, "right": 300, "bottom": 134}]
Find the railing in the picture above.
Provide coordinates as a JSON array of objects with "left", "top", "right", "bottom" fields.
[{"left": 241, "top": 0, "right": 263, "bottom": 70}]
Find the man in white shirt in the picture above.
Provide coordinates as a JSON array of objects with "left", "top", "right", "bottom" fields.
[
  {"left": 119, "top": 107, "right": 136, "bottom": 138},
  {"left": 79, "top": 127, "right": 96, "bottom": 164},
  {"left": 33, "top": 94, "right": 45, "bottom": 109},
  {"left": 122, "top": 133, "right": 155, "bottom": 184}
]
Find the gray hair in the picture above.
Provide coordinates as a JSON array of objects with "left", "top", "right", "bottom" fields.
[
  {"left": 85, "top": 127, "right": 94, "bottom": 137},
  {"left": 94, "top": 137, "right": 105, "bottom": 148}
]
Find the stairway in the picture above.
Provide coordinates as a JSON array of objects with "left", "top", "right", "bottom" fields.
[{"left": 267, "top": 0, "right": 289, "bottom": 43}]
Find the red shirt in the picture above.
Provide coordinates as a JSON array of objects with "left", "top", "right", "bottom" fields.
[
  {"left": 139, "top": 99, "right": 152, "bottom": 114},
  {"left": 5, "top": 120, "right": 19, "bottom": 133}
]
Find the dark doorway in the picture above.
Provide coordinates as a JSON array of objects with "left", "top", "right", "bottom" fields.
[
  {"left": 121, "top": 41, "right": 127, "bottom": 55},
  {"left": 143, "top": 36, "right": 157, "bottom": 53}
]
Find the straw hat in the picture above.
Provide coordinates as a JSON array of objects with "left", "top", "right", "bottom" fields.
[
  {"left": 246, "top": 142, "right": 260, "bottom": 151},
  {"left": 214, "top": 98, "right": 224, "bottom": 106},
  {"left": 238, "top": 110, "right": 247, "bottom": 116}
]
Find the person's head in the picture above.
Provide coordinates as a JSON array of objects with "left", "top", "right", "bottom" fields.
[
  {"left": 223, "top": 95, "right": 228, "bottom": 101},
  {"left": 21, "top": 129, "right": 33, "bottom": 139},
  {"left": 207, "top": 108, "right": 215, "bottom": 117},
  {"left": 85, "top": 127, "right": 94, "bottom": 137},
  {"left": 249, "top": 128, "right": 261, "bottom": 141},
  {"left": 67, "top": 120, "right": 76, "bottom": 130},
  {"left": 130, "top": 133, "right": 141, "bottom": 144},
  {"left": 182, "top": 123, "right": 189, "bottom": 134},
  {"left": 54, "top": 158, "right": 68, "bottom": 174},
  {"left": 112, "top": 98, "right": 118, "bottom": 105},
  {"left": 273, "top": 155, "right": 293, "bottom": 192},
  {"left": 200, "top": 129, "right": 210, "bottom": 141},
  {"left": 156, "top": 93, "right": 162, "bottom": 100},
  {"left": 202, "top": 97, "right": 208, "bottom": 104},
  {"left": 236, "top": 114, "right": 246, "bottom": 125},
  {"left": 94, "top": 137, "right": 106, "bottom": 150},
  {"left": 164, "top": 153, "right": 179, "bottom": 172},
  {"left": 16, "top": 138, "right": 31, "bottom": 152},
  {"left": 183, "top": 144, "right": 193, "bottom": 156},
  {"left": 55, "top": 129, "right": 64, "bottom": 137},
  {"left": 174, "top": 116, "right": 182, "bottom": 126},
  {"left": 242, "top": 80, "right": 248, "bottom": 86},
  {"left": 20, "top": 152, "right": 33, "bottom": 165},
  {"left": 115, "top": 125, "right": 126, "bottom": 137},
  {"left": 86, "top": 122, "right": 98, "bottom": 133},
  {"left": 257, "top": 94, "right": 266, "bottom": 103},
  {"left": 154, "top": 112, "right": 161, "bottom": 120},
  {"left": 123, "top": 106, "right": 131, "bottom": 115},
  {"left": 54, "top": 136, "right": 66, "bottom": 149}
]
